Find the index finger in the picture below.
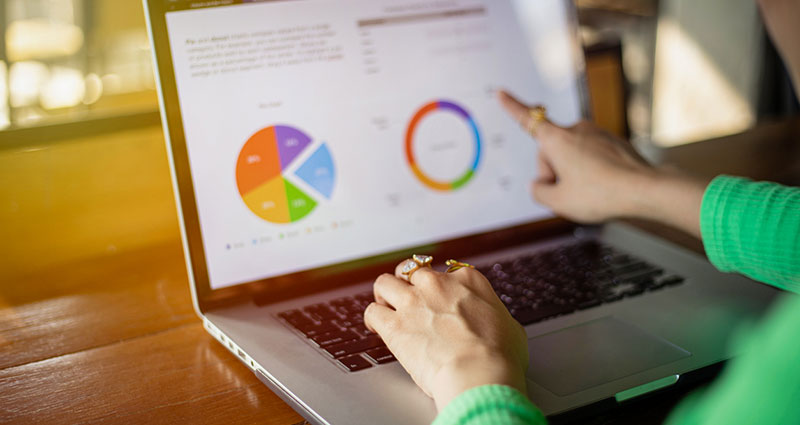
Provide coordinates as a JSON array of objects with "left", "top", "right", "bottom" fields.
[
  {"left": 497, "top": 90, "right": 532, "bottom": 126},
  {"left": 497, "top": 90, "right": 560, "bottom": 141}
]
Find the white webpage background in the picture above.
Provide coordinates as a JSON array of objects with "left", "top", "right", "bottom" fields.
[{"left": 165, "top": 0, "right": 582, "bottom": 289}]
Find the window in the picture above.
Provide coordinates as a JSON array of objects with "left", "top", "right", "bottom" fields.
[{"left": 1, "top": 0, "right": 157, "bottom": 130}]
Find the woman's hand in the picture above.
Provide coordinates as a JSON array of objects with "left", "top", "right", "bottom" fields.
[
  {"left": 364, "top": 263, "right": 529, "bottom": 411},
  {"left": 498, "top": 90, "right": 708, "bottom": 238},
  {"left": 499, "top": 90, "right": 655, "bottom": 223}
]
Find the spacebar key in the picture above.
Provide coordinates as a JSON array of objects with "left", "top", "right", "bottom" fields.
[{"left": 325, "top": 335, "right": 384, "bottom": 358}]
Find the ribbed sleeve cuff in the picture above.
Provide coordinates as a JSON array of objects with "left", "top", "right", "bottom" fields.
[
  {"left": 432, "top": 385, "right": 546, "bottom": 425},
  {"left": 700, "top": 175, "right": 800, "bottom": 291},
  {"left": 700, "top": 176, "right": 743, "bottom": 273}
]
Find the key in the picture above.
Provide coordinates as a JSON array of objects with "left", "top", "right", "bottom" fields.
[
  {"left": 338, "top": 354, "right": 372, "bottom": 372},
  {"left": 577, "top": 299, "right": 602, "bottom": 310},
  {"left": 325, "top": 335, "right": 385, "bottom": 358},
  {"left": 311, "top": 330, "right": 359, "bottom": 347},
  {"left": 662, "top": 275, "right": 685, "bottom": 286},
  {"left": 297, "top": 322, "right": 338, "bottom": 337},
  {"left": 513, "top": 304, "right": 574, "bottom": 325},
  {"left": 350, "top": 324, "right": 375, "bottom": 337},
  {"left": 365, "top": 347, "right": 396, "bottom": 364},
  {"left": 278, "top": 310, "right": 313, "bottom": 328}
]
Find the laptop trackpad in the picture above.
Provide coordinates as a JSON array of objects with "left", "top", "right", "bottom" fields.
[{"left": 526, "top": 317, "right": 691, "bottom": 396}]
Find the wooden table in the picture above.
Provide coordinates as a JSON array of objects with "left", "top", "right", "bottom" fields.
[
  {"left": 1, "top": 118, "right": 798, "bottom": 424},
  {"left": 0, "top": 239, "right": 306, "bottom": 424}
]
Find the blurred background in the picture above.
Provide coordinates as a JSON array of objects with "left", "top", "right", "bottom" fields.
[
  {"left": 0, "top": 0, "right": 798, "bottom": 283},
  {"left": 0, "top": 0, "right": 796, "bottom": 140},
  {"left": 0, "top": 0, "right": 155, "bottom": 129}
]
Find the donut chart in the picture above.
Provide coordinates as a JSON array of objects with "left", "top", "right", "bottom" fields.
[
  {"left": 405, "top": 100, "right": 482, "bottom": 191},
  {"left": 236, "top": 125, "right": 334, "bottom": 223}
]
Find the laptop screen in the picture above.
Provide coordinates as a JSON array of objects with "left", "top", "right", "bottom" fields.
[{"left": 162, "top": 0, "right": 583, "bottom": 290}]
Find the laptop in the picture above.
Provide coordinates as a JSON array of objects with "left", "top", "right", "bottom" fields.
[{"left": 143, "top": 0, "right": 781, "bottom": 423}]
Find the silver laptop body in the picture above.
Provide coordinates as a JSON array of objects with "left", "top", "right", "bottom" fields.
[{"left": 144, "top": 1, "right": 781, "bottom": 424}]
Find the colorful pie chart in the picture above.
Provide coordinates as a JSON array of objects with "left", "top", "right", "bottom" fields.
[
  {"left": 236, "top": 125, "right": 335, "bottom": 223},
  {"left": 405, "top": 100, "right": 482, "bottom": 191}
]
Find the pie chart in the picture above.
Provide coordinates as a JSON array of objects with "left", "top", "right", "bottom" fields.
[{"left": 236, "top": 125, "right": 335, "bottom": 223}]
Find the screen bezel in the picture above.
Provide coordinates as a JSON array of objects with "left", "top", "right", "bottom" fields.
[{"left": 144, "top": 0, "right": 590, "bottom": 312}]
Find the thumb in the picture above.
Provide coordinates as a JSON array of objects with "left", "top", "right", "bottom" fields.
[{"left": 531, "top": 180, "right": 560, "bottom": 210}]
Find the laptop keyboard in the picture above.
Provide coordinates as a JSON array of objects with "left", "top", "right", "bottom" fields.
[
  {"left": 278, "top": 292, "right": 388, "bottom": 372},
  {"left": 478, "top": 241, "right": 684, "bottom": 325},
  {"left": 276, "top": 240, "right": 684, "bottom": 372}
]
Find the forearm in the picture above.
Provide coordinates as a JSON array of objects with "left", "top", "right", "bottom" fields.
[
  {"left": 431, "top": 353, "right": 528, "bottom": 412},
  {"left": 700, "top": 176, "right": 800, "bottom": 290},
  {"left": 624, "top": 171, "right": 800, "bottom": 288},
  {"left": 619, "top": 166, "right": 710, "bottom": 239}
]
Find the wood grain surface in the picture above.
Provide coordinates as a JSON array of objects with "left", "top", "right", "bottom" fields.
[
  {"left": 1, "top": 323, "right": 303, "bottom": 425},
  {"left": 0, "top": 239, "right": 305, "bottom": 424}
]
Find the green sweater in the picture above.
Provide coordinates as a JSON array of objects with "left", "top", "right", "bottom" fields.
[{"left": 433, "top": 175, "right": 800, "bottom": 425}]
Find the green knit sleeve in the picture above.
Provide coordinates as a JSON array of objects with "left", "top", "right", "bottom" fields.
[
  {"left": 663, "top": 176, "right": 800, "bottom": 425},
  {"left": 431, "top": 385, "right": 547, "bottom": 425},
  {"left": 700, "top": 175, "right": 800, "bottom": 291},
  {"left": 664, "top": 294, "right": 800, "bottom": 425}
]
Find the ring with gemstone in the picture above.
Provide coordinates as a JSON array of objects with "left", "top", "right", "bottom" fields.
[
  {"left": 445, "top": 259, "right": 474, "bottom": 273},
  {"left": 401, "top": 254, "right": 433, "bottom": 278}
]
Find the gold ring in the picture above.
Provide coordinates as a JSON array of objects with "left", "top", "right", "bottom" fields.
[
  {"left": 401, "top": 254, "right": 433, "bottom": 278},
  {"left": 527, "top": 106, "right": 548, "bottom": 135},
  {"left": 445, "top": 259, "right": 475, "bottom": 273}
]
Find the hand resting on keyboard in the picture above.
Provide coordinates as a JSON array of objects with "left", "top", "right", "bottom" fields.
[{"left": 365, "top": 262, "right": 529, "bottom": 412}]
